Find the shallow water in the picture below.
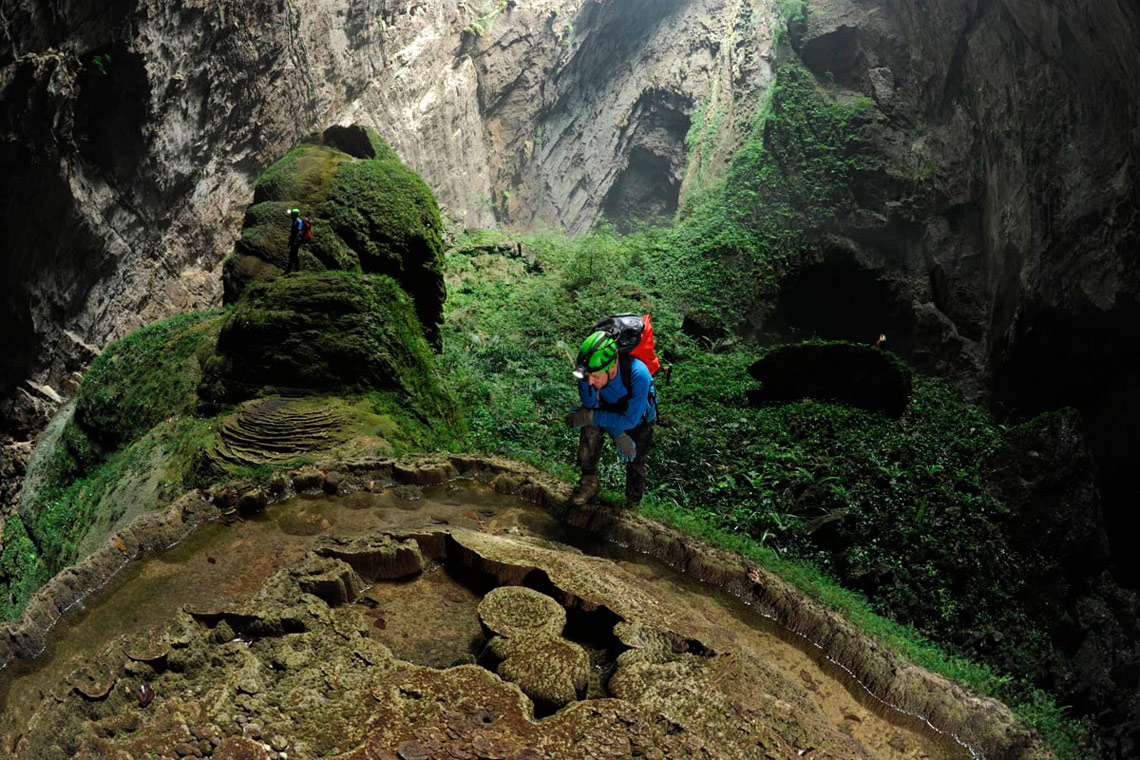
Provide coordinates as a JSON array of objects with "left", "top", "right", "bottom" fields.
[{"left": 0, "top": 483, "right": 971, "bottom": 759}]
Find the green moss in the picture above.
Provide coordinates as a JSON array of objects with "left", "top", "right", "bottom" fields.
[
  {"left": 4, "top": 312, "right": 224, "bottom": 619},
  {"left": 253, "top": 144, "right": 353, "bottom": 208},
  {"left": 72, "top": 311, "right": 223, "bottom": 459},
  {"left": 229, "top": 130, "right": 446, "bottom": 344},
  {"left": 203, "top": 271, "right": 456, "bottom": 428},
  {"left": 653, "top": 64, "right": 875, "bottom": 327},
  {"left": 0, "top": 515, "right": 51, "bottom": 621},
  {"left": 10, "top": 414, "right": 220, "bottom": 619},
  {"left": 440, "top": 227, "right": 1095, "bottom": 759},
  {"left": 322, "top": 158, "right": 445, "bottom": 341}
]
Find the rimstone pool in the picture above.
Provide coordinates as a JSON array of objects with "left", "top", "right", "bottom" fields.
[{"left": 0, "top": 480, "right": 975, "bottom": 759}]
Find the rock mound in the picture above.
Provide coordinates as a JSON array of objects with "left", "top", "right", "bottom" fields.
[
  {"left": 747, "top": 341, "right": 912, "bottom": 417},
  {"left": 224, "top": 125, "right": 445, "bottom": 345},
  {"left": 478, "top": 586, "right": 566, "bottom": 639},
  {"left": 199, "top": 272, "right": 455, "bottom": 422}
]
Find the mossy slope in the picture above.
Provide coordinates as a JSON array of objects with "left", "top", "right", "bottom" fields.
[
  {"left": 5, "top": 130, "right": 457, "bottom": 620},
  {"left": 4, "top": 313, "right": 224, "bottom": 618}
]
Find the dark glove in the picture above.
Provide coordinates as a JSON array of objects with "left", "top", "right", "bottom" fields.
[
  {"left": 565, "top": 408, "right": 594, "bottom": 429},
  {"left": 613, "top": 433, "right": 637, "bottom": 462}
]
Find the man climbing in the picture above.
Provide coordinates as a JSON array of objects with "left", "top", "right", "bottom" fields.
[
  {"left": 285, "top": 208, "right": 304, "bottom": 274},
  {"left": 565, "top": 326, "right": 658, "bottom": 508}
]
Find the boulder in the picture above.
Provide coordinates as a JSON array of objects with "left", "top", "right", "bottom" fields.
[
  {"left": 477, "top": 586, "right": 566, "bottom": 639},
  {"left": 199, "top": 271, "right": 455, "bottom": 426},
  {"left": 489, "top": 634, "right": 589, "bottom": 708}
]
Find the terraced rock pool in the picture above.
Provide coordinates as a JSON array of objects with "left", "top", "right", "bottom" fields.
[{"left": 0, "top": 482, "right": 972, "bottom": 759}]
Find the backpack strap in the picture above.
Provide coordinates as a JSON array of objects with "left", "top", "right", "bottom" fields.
[{"left": 598, "top": 354, "right": 656, "bottom": 422}]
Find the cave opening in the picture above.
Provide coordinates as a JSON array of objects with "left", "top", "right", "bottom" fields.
[
  {"left": 601, "top": 147, "right": 681, "bottom": 232},
  {"left": 763, "top": 258, "right": 915, "bottom": 354}
]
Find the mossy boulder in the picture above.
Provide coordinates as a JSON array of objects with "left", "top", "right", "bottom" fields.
[
  {"left": 200, "top": 272, "right": 455, "bottom": 426},
  {"left": 70, "top": 311, "right": 224, "bottom": 460},
  {"left": 224, "top": 125, "right": 445, "bottom": 345},
  {"left": 746, "top": 341, "right": 912, "bottom": 417},
  {"left": 490, "top": 634, "right": 590, "bottom": 708},
  {"left": 477, "top": 586, "right": 567, "bottom": 639}
]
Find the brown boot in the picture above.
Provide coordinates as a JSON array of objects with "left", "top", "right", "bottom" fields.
[{"left": 568, "top": 474, "right": 601, "bottom": 507}]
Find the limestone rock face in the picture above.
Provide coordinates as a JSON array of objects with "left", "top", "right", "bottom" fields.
[{"left": 764, "top": 0, "right": 1140, "bottom": 575}]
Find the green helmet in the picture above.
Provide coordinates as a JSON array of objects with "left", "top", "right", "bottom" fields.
[{"left": 573, "top": 331, "right": 617, "bottom": 379}]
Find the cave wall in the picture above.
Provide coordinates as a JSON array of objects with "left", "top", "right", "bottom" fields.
[{"left": 764, "top": 0, "right": 1140, "bottom": 578}]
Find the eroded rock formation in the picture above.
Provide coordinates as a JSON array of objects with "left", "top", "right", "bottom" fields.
[{"left": 4, "top": 521, "right": 1037, "bottom": 759}]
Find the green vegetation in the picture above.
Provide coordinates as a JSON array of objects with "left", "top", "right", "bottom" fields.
[
  {"left": 437, "top": 65, "right": 1091, "bottom": 755},
  {"left": 70, "top": 311, "right": 223, "bottom": 463},
  {"left": 252, "top": 144, "right": 352, "bottom": 209},
  {"left": 0, "top": 515, "right": 50, "bottom": 620},
  {"left": 466, "top": 0, "right": 508, "bottom": 37},
  {"left": 4, "top": 312, "right": 225, "bottom": 617},
  {"left": 203, "top": 271, "right": 456, "bottom": 427},
  {"left": 322, "top": 159, "right": 444, "bottom": 279},
  {"left": 227, "top": 126, "right": 446, "bottom": 342},
  {"left": 651, "top": 64, "right": 875, "bottom": 327},
  {"left": 442, "top": 226, "right": 1094, "bottom": 757},
  {"left": 774, "top": 0, "right": 806, "bottom": 26}
]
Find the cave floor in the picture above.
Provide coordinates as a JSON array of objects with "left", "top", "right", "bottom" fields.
[{"left": 0, "top": 482, "right": 969, "bottom": 759}]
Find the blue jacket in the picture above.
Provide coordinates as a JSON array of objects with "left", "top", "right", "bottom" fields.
[{"left": 578, "top": 357, "right": 657, "bottom": 435}]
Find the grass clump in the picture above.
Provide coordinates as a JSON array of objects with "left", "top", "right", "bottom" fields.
[{"left": 0, "top": 515, "right": 51, "bottom": 620}]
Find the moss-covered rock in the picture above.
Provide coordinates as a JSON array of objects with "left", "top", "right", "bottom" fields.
[
  {"left": 490, "top": 633, "right": 590, "bottom": 708},
  {"left": 477, "top": 586, "right": 567, "bottom": 639},
  {"left": 71, "top": 311, "right": 224, "bottom": 460},
  {"left": 201, "top": 272, "right": 456, "bottom": 428},
  {"left": 225, "top": 125, "right": 445, "bottom": 345}
]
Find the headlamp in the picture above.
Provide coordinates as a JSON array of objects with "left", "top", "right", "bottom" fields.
[{"left": 572, "top": 367, "right": 587, "bottom": 380}]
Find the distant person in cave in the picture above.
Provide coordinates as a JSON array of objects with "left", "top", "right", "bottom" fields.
[
  {"left": 565, "top": 329, "right": 658, "bottom": 508},
  {"left": 285, "top": 207, "right": 304, "bottom": 274}
]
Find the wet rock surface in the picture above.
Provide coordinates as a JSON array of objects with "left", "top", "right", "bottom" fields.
[{"left": 0, "top": 507, "right": 985, "bottom": 760}]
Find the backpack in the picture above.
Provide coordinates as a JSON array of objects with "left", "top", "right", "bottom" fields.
[
  {"left": 301, "top": 219, "right": 314, "bottom": 242},
  {"left": 593, "top": 313, "right": 661, "bottom": 375},
  {"left": 592, "top": 313, "right": 662, "bottom": 419}
]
